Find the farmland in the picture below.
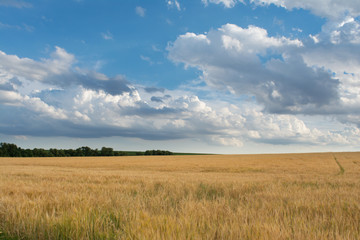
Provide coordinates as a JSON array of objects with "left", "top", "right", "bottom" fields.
[{"left": 0, "top": 152, "right": 360, "bottom": 239}]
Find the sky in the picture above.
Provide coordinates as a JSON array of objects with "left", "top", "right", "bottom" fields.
[{"left": 0, "top": 0, "right": 360, "bottom": 154}]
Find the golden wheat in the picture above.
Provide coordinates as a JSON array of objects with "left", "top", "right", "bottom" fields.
[{"left": 0, "top": 153, "right": 359, "bottom": 239}]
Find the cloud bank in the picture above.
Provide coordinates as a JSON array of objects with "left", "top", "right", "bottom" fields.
[{"left": 0, "top": 46, "right": 358, "bottom": 148}]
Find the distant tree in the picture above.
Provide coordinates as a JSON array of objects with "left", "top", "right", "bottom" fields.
[
  {"left": 0, "top": 143, "right": 21, "bottom": 157},
  {"left": 114, "top": 151, "right": 127, "bottom": 156},
  {"left": 144, "top": 150, "right": 173, "bottom": 155},
  {"left": 50, "top": 148, "right": 59, "bottom": 157},
  {"left": 64, "top": 149, "right": 75, "bottom": 157},
  {"left": 33, "top": 148, "right": 49, "bottom": 157},
  {"left": 22, "top": 149, "right": 33, "bottom": 157},
  {"left": 101, "top": 147, "right": 114, "bottom": 156},
  {"left": 93, "top": 148, "right": 100, "bottom": 156},
  {"left": 57, "top": 149, "right": 66, "bottom": 157},
  {"left": 0, "top": 142, "right": 172, "bottom": 158},
  {"left": 75, "top": 148, "right": 84, "bottom": 157},
  {"left": 81, "top": 146, "right": 93, "bottom": 156}
]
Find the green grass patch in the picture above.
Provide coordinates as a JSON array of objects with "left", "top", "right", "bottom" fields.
[
  {"left": 333, "top": 154, "right": 345, "bottom": 175},
  {"left": 0, "top": 230, "right": 18, "bottom": 240}
]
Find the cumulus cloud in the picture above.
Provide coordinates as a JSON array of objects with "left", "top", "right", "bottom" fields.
[
  {"left": 135, "top": 6, "right": 146, "bottom": 17},
  {"left": 202, "top": 0, "right": 243, "bottom": 8},
  {"left": 167, "top": 0, "right": 181, "bottom": 11},
  {"left": 0, "top": 89, "right": 67, "bottom": 119},
  {"left": 0, "top": 46, "right": 75, "bottom": 81},
  {"left": 168, "top": 23, "right": 340, "bottom": 114},
  {"left": 0, "top": 47, "right": 131, "bottom": 95},
  {"left": 299, "top": 16, "right": 360, "bottom": 126},
  {"left": 166, "top": 1, "right": 360, "bottom": 132}
]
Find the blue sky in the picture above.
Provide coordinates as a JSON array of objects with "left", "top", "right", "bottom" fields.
[{"left": 1, "top": 0, "right": 360, "bottom": 153}]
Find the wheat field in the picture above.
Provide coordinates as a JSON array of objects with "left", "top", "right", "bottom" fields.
[{"left": 0, "top": 152, "right": 359, "bottom": 239}]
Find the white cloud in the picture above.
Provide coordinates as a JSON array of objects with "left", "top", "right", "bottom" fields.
[
  {"left": 0, "top": 22, "right": 33, "bottom": 32},
  {"left": 326, "top": 17, "right": 360, "bottom": 44},
  {"left": 296, "top": 15, "right": 360, "bottom": 106},
  {"left": 292, "top": 28, "right": 303, "bottom": 33},
  {"left": 202, "top": 0, "right": 243, "bottom": 8},
  {"left": 135, "top": 6, "right": 146, "bottom": 17},
  {"left": 210, "top": 136, "right": 243, "bottom": 147},
  {"left": 140, "top": 55, "right": 154, "bottom": 65},
  {"left": 152, "top": 45, "right": 162, "bottom": 52},
  {"left": 250, "top": 0, "right": 360, "bottom": 20},
  {"left": 167, "top": 20, "right": 360, "bottom": 134},
  {"left": 0, "top": 89, "right": 67, "bottom": 119},
  {"left": 101, "top": 31, "right": 113, "bottom": 40},
  {"left": 0, "top": 89, "right": 23, "bottom": 105},
  {"left": 202, "top": 0, "right": 360, "bottom": 20},
  {"left": 169, "top": 24, "right": 302, "bottom": 62},
  {"left": 168, "top": 23, "right": 340, "bottom": 114},
  {"left": 167, "top": 0, "right": 181, "bottom": 11},
  {"left": 309, "top": 34, "right": 320, "bottom": 44},
  {"left": 24, "top": 95, "right": 68, "bottom": 120},
  {"left": 0, "top": 46, "right": 75, "bottom": 81}
]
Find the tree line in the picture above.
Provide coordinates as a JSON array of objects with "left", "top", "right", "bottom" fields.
[{"left": 0, "top": 143, "right": 173, "bottom": 157}]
